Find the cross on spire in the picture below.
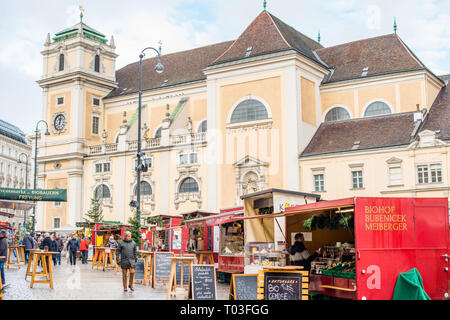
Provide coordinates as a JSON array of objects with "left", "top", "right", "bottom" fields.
[
  {"left": 79, "top": 5, "right": 85, "bottom": 23},
  {"left": 263, "top": 0, "right": 267, "bottom": 11},
  {"left": 394, "top": 16, "right": 397, "bottom": 34}
]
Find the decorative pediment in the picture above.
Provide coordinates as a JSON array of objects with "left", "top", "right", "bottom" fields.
[
  {"left": 386, "top": 157, "right": 402, "bottom": 164},
  {"left": 234, "top": 155, "right": 268, "bottom": 168}
]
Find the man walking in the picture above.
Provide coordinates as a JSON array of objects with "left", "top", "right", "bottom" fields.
[
  {"left": 55, "top": 234, "right": 63, "bottom": 265},
  {"left": 116, "top": 231, "right": 137, "bottom": 292},
  {"left": 80, "top": 235, "right": 89, "bottom": 264},
  {"left": 66, "top": 234, "right": 80, "bottom": 266},
  {"left": 22, "top": 232, "right": 34, "bottom": 263},
  {"left": 0, "top": 230, "right": 9, "bottom": 285}
]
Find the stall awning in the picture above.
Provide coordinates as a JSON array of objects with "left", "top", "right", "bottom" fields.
[{"left": 185, "top": 210, "right": 244, "bottom": 228}]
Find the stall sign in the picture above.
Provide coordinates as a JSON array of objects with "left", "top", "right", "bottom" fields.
[
  {"left": 154, "top": 252, "right": 174, "bottom": 281},
  {"left": 189, "top": 265, "right": 217, "bottom": 300},
  {"left": 172, "top": 228, "right": 182, "bottom": 250},
  {"left": 258, "top": 270, "right": 309, "bottom": 301},
  {"left": 229, "top": 274, "right": 258, "bottom": 300},
  {"left": 213, "top": 226, "right": 219, "bottom": 253},
  {"left": 0, "top": 188, "right": 67, "bottom": 202}
]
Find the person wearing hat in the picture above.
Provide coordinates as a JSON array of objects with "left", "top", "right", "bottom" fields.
[
  {"left": 0, "top": 230, "right": 8, "bottom": 285},
  {"left": 289, "top": 233, "right": 321, "bottom": 271}
]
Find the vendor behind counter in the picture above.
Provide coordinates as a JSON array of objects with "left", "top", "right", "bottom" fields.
[{"left": 289, "top": 233, "right": 321, "bottom": 270}]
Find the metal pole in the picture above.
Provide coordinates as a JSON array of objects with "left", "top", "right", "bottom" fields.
[
  {"left": 32, "top": 128, "right": 38, "bottom": 235},
  {"left": 136, "top": 54, "right": 143, "bottom": 229}
]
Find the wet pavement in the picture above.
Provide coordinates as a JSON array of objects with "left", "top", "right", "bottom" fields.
[{"left": 2, "top": 258, "right": 230, "bottom": 300}]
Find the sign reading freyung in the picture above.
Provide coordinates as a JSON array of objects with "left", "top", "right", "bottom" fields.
[{"left": 0, "top": 188, "right": 67, "bottom": 202}]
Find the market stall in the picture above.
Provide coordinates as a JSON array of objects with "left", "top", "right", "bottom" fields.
[
  {"left": 240, "top": 197, "right": 450, "bottom": 300},
  {"left": 241, "top": 189, "right": 320, "bottom": 274},
  {"left": 147, "top": 215, "right": 183, "bottom": 253},
  {"left": 181, "top": 211, "right": 217, "bottom": 254}
]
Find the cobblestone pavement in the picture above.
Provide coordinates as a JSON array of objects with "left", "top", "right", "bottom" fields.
[{"left": 2, "top": 259, "right": 230, "bottom": 300}]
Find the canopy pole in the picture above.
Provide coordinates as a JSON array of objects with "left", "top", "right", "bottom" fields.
[{"left": 274, "top": 217, "right": 288, "bottom": 245}]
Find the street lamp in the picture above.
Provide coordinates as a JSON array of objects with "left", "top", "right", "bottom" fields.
[
  {"left": 135, "top": 46, "right": 164, "bottom": 229},
  {"left": 17, "top": 152, "right": 30, "bottom": 229},
  {"left": 32, "top": 120, "right": 50, "bottom": 235}
]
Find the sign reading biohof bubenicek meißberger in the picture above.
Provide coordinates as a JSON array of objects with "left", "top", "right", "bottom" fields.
[{"left": 0, "top": 188, "right": 67, "bottom": 202}]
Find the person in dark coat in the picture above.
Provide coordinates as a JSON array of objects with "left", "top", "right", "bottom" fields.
[
  {"left": 39, "top": 233, "right": 52, "bottom": 251},
  {"left": 289, "top": 233, "right": 321, "bottom": 271},
  {"left": 49, "top": 235, "right": 58, "bottom": 265},
  {"left": 66, "top": 234, "right": 80, "bottom": 266},
  {"left": 55, "top": 234, "right": 64, "bottom": 265},
  {"left": 22, "top": 232, "right": 34, "bottom": 263},
  {"left": 0, "top": 230, "right": 8, "bottom": 285},
  {"left": 116, "top": 231, "right": 137, "bottom": 292}
]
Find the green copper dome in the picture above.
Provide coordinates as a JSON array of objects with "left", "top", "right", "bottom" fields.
[{"left": 53, "top": 22, "right": 107, "bottom": 44}]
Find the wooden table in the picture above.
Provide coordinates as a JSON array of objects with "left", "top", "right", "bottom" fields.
[
  {"left": 196, "top": 251, "right": 214, "bottom": 265},
  {"left": 6, "top": 246, "right": 22, "bottom": 268},
  {"left": 166, "top": 256, "right": 195, "bottom": 300},
  {"left": 25, "top": 249, "right": 41, "bottom": 280},
  {"left": 30, "top": 251, "right": 59, "bottom": 289},
  {"left": 137, "top": 250, "right": 154, "bottom": 286},
  {"left": 92, "top": 247, "right": 106, "bottom": 270}
]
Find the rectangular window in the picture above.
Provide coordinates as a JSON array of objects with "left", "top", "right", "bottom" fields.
[
  {"left": 190, "top": 153, "right": 198, "bottom": 164},
  {"left": 352, "top": 171, "right": 364, "bottom": 189},
  {"left": 430, "top": 164, "right": 442, "bottom": 183},
  {"left": 57, "top": 97, "right": 64, "bottom": 106},
  {"left": 95, "top": 163, "right": 103, "bottom": 173},
  {"left": 53, "top": 217, "right": 61, "bottom": 229},
  {"left": 314, "top": 174, "right": 325, "bottom": 192},
  {"left": 53, "top": 202, "right": 61, "bottom": 208},
  {"left": 92, "top": 116, "right": 99, "bottom": 135},
  {"left": 417, "top": 164, "right": 442, "bottom": 184},
  {"left": 103, "top": 163, "right": 111, "bottom": 173},
  {"left": 92, "top": 97, "right": 101, "bottom": 107},
  {"left": 179, "top": 154, "right": 188, "bottom": 165},
  {"left": 417, "top": 165, "right": 429, "bottom": 184},
  {"left": 389, "top": 166, "right": 403, "bottom": 186}
]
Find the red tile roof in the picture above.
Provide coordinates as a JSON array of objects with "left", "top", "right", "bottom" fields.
[
  {"left": 106, "top": 41, "right": 234, "bottom": 99},
  {"left": 316, "top": 34, "right": 425, "bottom": 84},
  {"left": 421, "top": 83, "right": 450, "bottom": 140},
  {"left": 301, "top": 112, "right": 418, "bottom": 157},
  {"left": 211, "top": 11, "right": 324, "bottom": 66}
]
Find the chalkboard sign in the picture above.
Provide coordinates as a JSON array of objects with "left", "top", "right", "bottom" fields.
[
  {"left": 263, "top": 272, "right": 302, "bottom": 300},
  {"left": 176, "top": 260, "right": 191, "bottom": 285},
  {"left": 154, "top": 252, "right": 174, "bottom": 281},
  {"left": 230, "top": 274, "right": 258, "bottom": 300},
  {"left": 190, "top": 265, "right": 216, "bottom": 300},
  {"left": 134, "top": 259, "right": 145, "bottom": 280}
]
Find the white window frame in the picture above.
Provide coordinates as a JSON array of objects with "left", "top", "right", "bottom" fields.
[
  {"left": 416, "top": 163, "right": 442, "bottom": 185},
  {"left": 178, "top": 152, "right": 198, "bottom": 166},
  {"left": 362, "top": 99, "right": 394, "bottom": 118},
  {"left": 226, "top": 95, "right": 272, "bottom": 125},
  {"left": 349, "top": 164, "right": 364, "bottom": 189},
  {"left": 313, "top": 173, "right": 325, "bottom": 192},
  {"left": 322, "top": 105, "right": 352, "bottom": 122},
  {"left": 388, "top": 164, "right": 403, "bottom": 186},
  {"left": 53, "top": 217, "right": 61, "bottom": 229},
  {"left": 56, "top": 96, "right": 65, "bottom": 106},
  {"left": 94, "top": 160, "right": 112, "bottom": 174},
  {"left": 92, "top": 116, "right": 100, "bottom": 135}
]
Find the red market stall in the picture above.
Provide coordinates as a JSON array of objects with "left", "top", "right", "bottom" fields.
[
  {"left": 181, "top": 210, "right": 217, "bottom": 257},
  {"left": 147, "top": 215, "right": 183, "bottom": 254},
  {"left": 242, "top": 197, "right": 449, "bottom": 300}
]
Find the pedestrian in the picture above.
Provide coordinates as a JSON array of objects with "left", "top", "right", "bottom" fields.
[
  {"left": 80, "top": 235, "right": 89, "bottom": 264},
  {"left": 0, "top": 230, "right": 8, "bottom": 285},
  {"left": 116, "top": 231, "right": 137, "bottom": 292},
  {"left": 142, "top": 239, "right": 150, "bottom": 251},
  {"left": 50, "top": 235, "right": 58, "bottom": 265},
  {"left": 22, "top": 232, "right": 34, "bottom": 263},
  {"left": 54, "top": 234, "right": 63, "bottom": 265},
  {"left": 39, "top": 233, "right": 52, "bottom": 251},
  {"left": 66, "top": 234, "right": 80, "bottom": 266}
]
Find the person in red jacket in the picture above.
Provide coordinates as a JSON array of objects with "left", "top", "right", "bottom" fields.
[{"left": 80, "top": 236, "right": 90, "bottom": 264}]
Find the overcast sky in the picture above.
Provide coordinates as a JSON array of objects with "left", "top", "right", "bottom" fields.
[{"left": 0, "top": 0, "right": 449, "bottom": 136}]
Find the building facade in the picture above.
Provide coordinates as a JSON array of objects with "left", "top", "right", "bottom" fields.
[
  {"left": 36, "top": 10, "right": 448, "bottom": 230},
  {"left": 0, "top": 120, "right": 32, "bottom": 227}
]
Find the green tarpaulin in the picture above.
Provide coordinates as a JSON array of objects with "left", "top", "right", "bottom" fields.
[{"left": 392, "top": 268, "right": 431, "bottom": 300}]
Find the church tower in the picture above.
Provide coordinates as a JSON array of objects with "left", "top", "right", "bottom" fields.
[{"left": 36, "top": 11, "right": 118, "bottom": 230}]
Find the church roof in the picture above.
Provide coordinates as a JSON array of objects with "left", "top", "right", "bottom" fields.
[
  {"left": 316, "top": 34, "right": 426, "bottom": 84},
  {"left": 0, "top": 120, "right": 27, "bottom": 144},
  {"left": 211, "top": 11, "right": 324, "bottom": 67},
  {"left": 421, "top": 82, "right": 450, "bottom": 141},
  {"left": 53, "top": 22, "right": 107, "bottom": 44}
]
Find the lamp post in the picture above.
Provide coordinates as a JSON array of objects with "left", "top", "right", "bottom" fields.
[
  {"left": 32, "top": 120, "right": 50, "bottom": 235},
  {"left": 135, "top": 46, "right": 164, "bottom": 230},
  {"left": 17, "top": 152, "right": 30, "bottom": 229}
]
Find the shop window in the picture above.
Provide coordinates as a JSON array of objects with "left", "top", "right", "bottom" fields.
[
  {"left": 230, "top": 99, "right": 268, "bottom": 124},
  {"left": 324, "top": 107, "right": 350, "bottom": 122},
  {"left": 94, "top": 184, "right": 111, "bottom": 199},
  {"left": 352, "top": 170, "right": 364, "bottom": 189},
  {"left": 314, "top": 174, "right": 325, "bottom": 192},
  {"left": 179, "top": 177, "right": 199, "bottom": 193},
  {"left": 364, "top": 101, "right": 392, "bottom": 117},
  {"left": 417, "top": 164, "right": 442, "bottom": 184}
]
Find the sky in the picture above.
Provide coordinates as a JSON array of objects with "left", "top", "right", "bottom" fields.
[{"left": 0, "top": 0, "right": 449, "bottom": 136}]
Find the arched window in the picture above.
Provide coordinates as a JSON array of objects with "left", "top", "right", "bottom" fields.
[
  {"left": 134, "top": 181, "right": 152, "bottom": 196},
  {"left": 94, "top": 55, "right": 100, "bottom": 72},
  {"left": 364, "top": 101, "right": 392, "bottom": 117},
  {"left": 324, "top": 107, "right": 351, "bottom": 122},
  {"left": 230, "top": 99, "right": 268, "bottom": 124},
  {"left": 198, "top": 120, "right": 207, "bottom": 133},
  {"left": 94, "top": 184, "right": 111, "bottom": 199},
  {"left": 154, "top": 127, "right": 162, "bottom": 138},
  {"left": 179, "top": 177, "right": 199, "bottom": 193},
  {"left": 59, "top": 54, "right": 65, "bottom": 71}
]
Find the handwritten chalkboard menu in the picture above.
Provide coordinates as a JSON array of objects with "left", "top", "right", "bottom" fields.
[
  {"left": 230, "top": 274, "right": 258, "bottom": 300},
  {"left": 154, "top": 252, "right": 174, "bottom": 280},
  {"left": 176, "top": 260, "right": 191, "bottom": 285},
  {"left": 134, "top": 259, "right": 145, "bottom": 280},
  {"left": 190, "top": 265, "right": 216, "bottom": 300},
  {"left": 263, "top": 272, "right": 302, "bottom": 300}
]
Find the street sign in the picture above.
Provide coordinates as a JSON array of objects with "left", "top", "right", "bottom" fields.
[{"left": 0, "top": 188, "right": 67, "bottom": 202}]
